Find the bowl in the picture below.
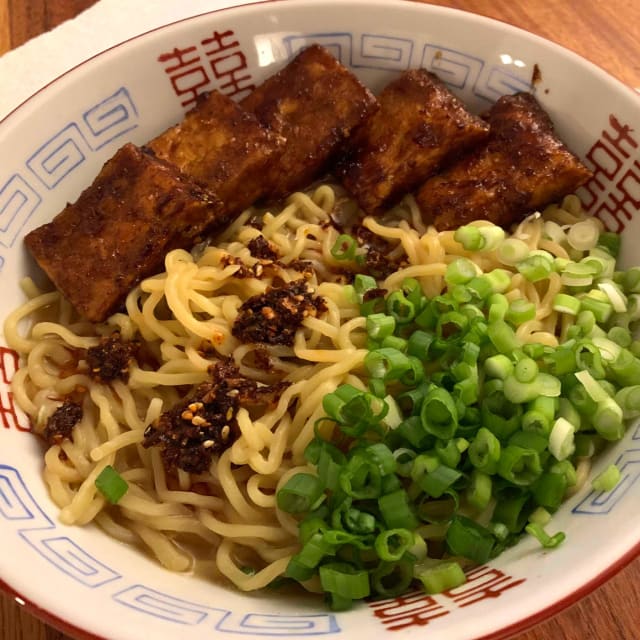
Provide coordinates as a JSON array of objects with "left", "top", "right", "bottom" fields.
[{"left": 1, "top": 1, "right": 639, "bottom": 639}]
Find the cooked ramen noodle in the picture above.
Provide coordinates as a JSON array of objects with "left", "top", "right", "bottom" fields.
[{"left": 4, "top": 185, "right": 599, "bottom": 592}]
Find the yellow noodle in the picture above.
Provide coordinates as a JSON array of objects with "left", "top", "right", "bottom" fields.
[{"left": 130, "top": 522, "right": 192, "bottom": 571}]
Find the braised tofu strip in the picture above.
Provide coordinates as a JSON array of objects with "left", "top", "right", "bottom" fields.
[
  {"left": 146, "top": 90, "right": 285, "bottom": 223},
  {"left": 24, "top": 143, "right": 222, "bottom": 322},
  {"left": 240, "top": 43, "right": 378, "bottom": 201},
  {"left": 336, "top": 69, "right": 490, "bottom": 215},
  {"left": 415, "top": 92, "right": 593, "bottom": 229}
]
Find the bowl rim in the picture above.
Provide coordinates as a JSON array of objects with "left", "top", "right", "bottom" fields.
[{"left": 1, "top": 1, "right": 639, "bottom": 639}]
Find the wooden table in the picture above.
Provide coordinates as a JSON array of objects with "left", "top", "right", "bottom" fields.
[{"left": 1, "top": 0, "right": 639, "bottom": 639}]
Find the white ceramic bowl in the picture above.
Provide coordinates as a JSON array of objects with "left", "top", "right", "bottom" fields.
[{"left": 1, "top": 1, "right": 639, "bottom": 639}]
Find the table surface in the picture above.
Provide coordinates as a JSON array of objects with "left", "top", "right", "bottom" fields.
[{"left": 1, "top": 0, "right": 640, "bottom": 639}]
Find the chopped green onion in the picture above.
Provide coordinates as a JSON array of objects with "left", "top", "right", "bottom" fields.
[
  {"left": 371, "top": 560, "right": 414, "bottom": 598},
  {"left": 517, "top": 255, "right": 553, "bottom": 282},
  {"left": 445, "top": 257, "right": 478, "bottom": 285},
  {"left": 484, "top": 354, "right": 514, "bottom": 379},
  {"left": 514, "top": 357, "right": 539, "bottom": 383},
  {"left": 610, "top": 349, "right": 640, "bottom": 387},
  {"left": 623, "top": 266, "right": 640, "bottom": 293},
  {"left": 418, "top": 464, "right": 462, "bottom": 498},
  {"left": 446, "top": 515, "right": 495, "bottom": 564},
  {"left": 521, "top": 408, "right": 551, "bottom": 437},
  {"left": 95, "top": 465, "right": 128, "bottom": 504},
  {"left": 592, "top": 397, "right": 624, "bottom": 441},
  {"left": 497, "top": 446, "right": 542, "bottom": 486},
  {"left": 379, "top": 489, "right": 419, "bottom": 530},
  {"left": 331, "top": 234, "right": 357, "bottom": 261},
  {"left": 365, "top": 347, "right": 410, "bottom": 381},
  {"left": 525, "top": 522, "right": 565, "bottom": 549},
  {"left": 580, "top": 293, "right": 613, "bottom": 323},
  {"left": 506, "top": 299, "right": 536, "bottom": 325},
  {"left": 487, "top": 320, "right": 521, "bottom": 355},
  {"left": 466, "top": 470, "right": 492, "bottom": 510},
  {"left": 468, "top": 427, "right": 501, "bottom": 474},
  {"left": 566, "top": 218, "right": 600, "bottom": 251},
  {"left": 615, "top": 385, "right": 640, "bottom": 418},
  {"left": 366, "top": 313, "right": 396, "bottom": 340},
  {"left": 592, "top": 464, "right": 621, "bottom": 492},
  {"left": 553, "top": 293, "right": 581, "bottom": 315},
  {"left": 375, "top": 528, "right": 414, "bottom": 562},
  {"left": 434, "top": 438, "right": 462, "bottom": 468},
  {"left": 407, "top": 330, "right": 434, "bottom": 359},
  {"left": 285, "top": 556, "right": 316, "bottom": 582},
  {"left": 561, "top": 262, "right": 597, "bottom": 287},
  {"left": 544, "top": 220, "right": 567, "bottom": 244},
  {"left": 415, "top": 561, "right": 466, "bottom": 594},
  {"left": 420, "top": 387, "right": 458, "bottom": 440},
  {"left": 550, "top": 459, "right": 578, "bottom": 487},
  {"left": 492, "top": 493, "right": 531, "bottom": 532},
  {"left": 353, "top": 274, "right": 378, "bottom": 303},
  {"left": 508, "top": 430, "right": 548, "bottom": 453},
  {"left": 488, "top": 293, "right": 509, "bottom": 323},
  {"left": 277, "top": 474, "right": 323, "bottom": 513},
  {"left": 381, "top": 335, "right": 408, "bottom": 352},
  {"left": 532, "top": 472, "right": 567, "bottom": 509},
  {"left": 386, "top": 290, "right": 416, "bottom": 324},
  {"left": 319, "top": 562, "right": 370, "bottom": 605},
  {"left": 548, "top": 417, "right": 575, "bottom": 461},
  {"left": 574, "top": 370, "right": 608, "bottom": 402},
  {"left": 503, "top": 373, "right": 561, "bottom": 403},
  {"left": 597, "top": 231, "right": 621, "bottom": 258},
  {"left": 436, "top": 311, "right": 468, "bottom": 340},
  {"left": 478, "top": 225, "right": 506, "bottom": 251},
  {"left": 485, "top": 269, "right": 512, "bottom": 293},
  {"left": 597, "top": 279, "right": 628, "bottom": 312},
  {"left": 557, "top": 398, "right": 580, "bottom": 430},
  {"left": 340, "top": 454, "right": 382, "bottom": 499},
  {"left": 497, "top": 238, "right": 530, "bottom": 265},
  {"left": 294, "top": 532, "right": 335, "bottom": 569},
  {"left": 454, "top": 225, "right": 483, "bottom": 251},
  {"left": 528, "top": 506, "right": 552, "bottom": 525},
  {"left": 382, "top": 394, "right": 404, "bottom": 430},
  {"left": 607, "top": 326, "right": 632, "bottom": 348}
]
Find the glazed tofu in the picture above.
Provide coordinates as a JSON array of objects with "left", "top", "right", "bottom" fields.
[
  {"left": 146, "top": 90, "right": 284, "bottom": 219},
  {"left": 25, "top": 143, "right": 223, "bottom": 322},
  {"left": 415, "top": 92, "right": 593, "bottom": 229},
  {"left": 240, "top": 44, "right": 378, "bottom": 200},
  {"left": 336, "top": 69, "right": 489, "bottom": 215}
]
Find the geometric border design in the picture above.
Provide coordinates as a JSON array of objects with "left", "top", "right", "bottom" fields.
[{"left": 0, "top": 174, "right": 41, "bottom": 249}]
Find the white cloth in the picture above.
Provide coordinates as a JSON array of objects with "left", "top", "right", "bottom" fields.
[{"left": 0, "top": 0, "right": 259, "bottom": 120}]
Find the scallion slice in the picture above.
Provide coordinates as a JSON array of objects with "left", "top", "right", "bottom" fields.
[
  {"left": 592, "top": 464, "right": 621, "bottom": 492},
  {"left": 415, "top": 561, "right": 466, "bottom": 594},
  {"left": 95, "top": 465, "right": 128, "bottom": 504}
]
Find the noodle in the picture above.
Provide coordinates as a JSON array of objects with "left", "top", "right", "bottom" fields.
[{"left": 5, "top": 183, "right": 595, "bottom": 593}]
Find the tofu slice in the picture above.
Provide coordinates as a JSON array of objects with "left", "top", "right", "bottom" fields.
[
  {"left": 240, "top": 44, "right": 378, "bottom": 200},
  {"left": 415, "top": 92, "right": 593, "bottom": 230},
  {"left": 336, "top": 69, "right": 489, "bottom": 215},
  {"left": 146, "top": 90, "right": 284, "bottom": 220},
  {"left": 25, "top": 143, "right": 223, "bottom": 322}
]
